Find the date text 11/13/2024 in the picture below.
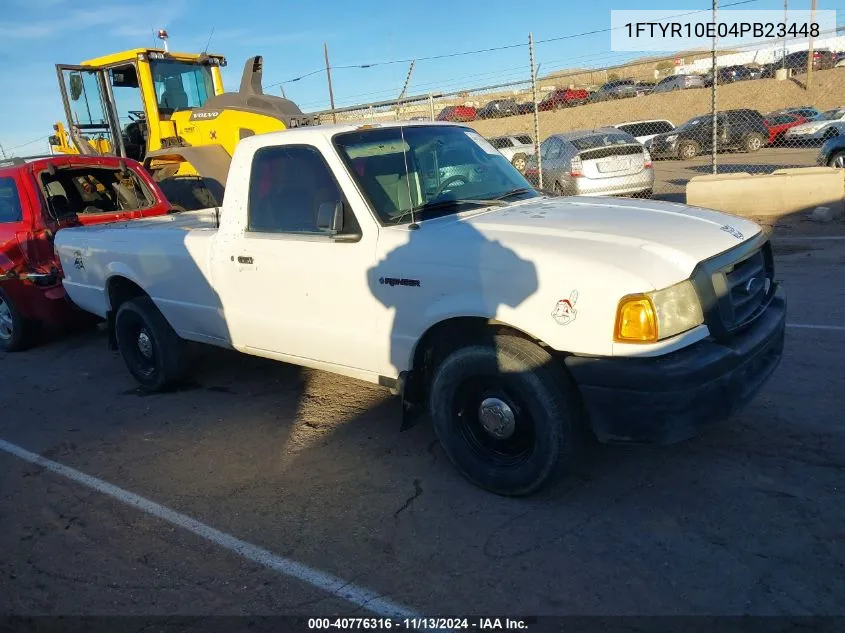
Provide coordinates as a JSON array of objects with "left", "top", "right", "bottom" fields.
[{"left": 308, "top": 618, "right": 533, "bottom": 630}]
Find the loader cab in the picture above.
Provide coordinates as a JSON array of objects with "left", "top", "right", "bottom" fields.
[{"left": 55, "top": 49, "right": 226, "bottom": 163}]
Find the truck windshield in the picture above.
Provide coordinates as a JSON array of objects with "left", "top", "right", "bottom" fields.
[
  {"left": 333, "top": 125, "right": 539, "bottom": 224},
  {"left": 150, "top": 60, "right": 215, "bottom": 113}
]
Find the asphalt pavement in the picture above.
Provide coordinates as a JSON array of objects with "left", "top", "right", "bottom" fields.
[{"left": 1, "top": 232, "right": 843, "bottom": 622}]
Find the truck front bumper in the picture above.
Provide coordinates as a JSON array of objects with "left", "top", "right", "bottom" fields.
[{"left": 565, "top": 286, "right": 786, "bottom": 444}]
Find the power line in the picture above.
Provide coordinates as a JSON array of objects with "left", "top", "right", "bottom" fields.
[{"left": 264, "top": 0, "right": 766, "bottom": 88}]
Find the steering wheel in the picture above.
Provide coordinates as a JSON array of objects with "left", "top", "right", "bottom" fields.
[
  {"left": 127, "top": 111, "right": 146, "bottom": 121},
  {"left": 434, "top": 175, "right": 469, "bottom": 197}
]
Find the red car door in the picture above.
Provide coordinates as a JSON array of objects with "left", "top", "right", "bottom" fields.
[{"left": 0, "top": 168, "right": 33, "bottom": 279}]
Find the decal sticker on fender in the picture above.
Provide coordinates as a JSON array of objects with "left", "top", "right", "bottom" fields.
[
  {"left": 551, "top": 291, "right": 578, "bottom": 326},
  {"left": 720, "top": 224, "right": 744, "bottom": 240}
]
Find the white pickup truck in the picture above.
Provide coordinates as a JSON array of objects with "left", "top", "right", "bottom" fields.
[{"left": 55, "top": 121, "right": 786, "bottom": 496}]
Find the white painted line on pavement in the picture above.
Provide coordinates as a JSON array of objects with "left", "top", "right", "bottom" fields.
[
  {"left": 0, "top": 438, "right": 418, "bottom": 619},
  {"left": 786, "top": 323, "right": 845, "bottom": 332}
]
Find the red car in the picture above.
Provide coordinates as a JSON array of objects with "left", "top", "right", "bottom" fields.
[
  {"left": 763, "top": 112, "right": 808, "bottom": 145},
  {"left": 436, "top": 105, "right": 477, "bottom": 122},
  {"left": 537, "top": 88, "right": 591, "bottom": 111},
  {"left": 0, "top": 154, "right": 173, "bottom": 352}
]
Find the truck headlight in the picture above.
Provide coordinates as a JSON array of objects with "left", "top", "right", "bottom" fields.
[
  {"left": 614, "top": 280, "right": 704, "bottom": 343},
  {"left": 665, "top": 134, "right": 678, "bottom": 143}
]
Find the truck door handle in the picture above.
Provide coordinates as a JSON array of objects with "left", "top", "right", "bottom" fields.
[{"left": 237, "top": 256, "right": 254, "bottom": 264}]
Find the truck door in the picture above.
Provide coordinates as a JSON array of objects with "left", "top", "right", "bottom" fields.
[
  {"left": 214, "top": 143, "right": 379, "bottom": 373},
  {"left": 56, "top": 65, "right": 125, "bottom": 159}
]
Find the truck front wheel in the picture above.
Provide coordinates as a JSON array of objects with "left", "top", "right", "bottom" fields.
[
  {"left": 429, "top": 335, "right": 578, "bottom": 496},
  {"left": 115, "top": 296, "right": 188, "bottom": 392}
]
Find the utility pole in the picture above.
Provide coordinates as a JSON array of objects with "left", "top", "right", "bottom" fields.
[
  {"left": 396, "top": 60, "right": 415, "bottom": 119},
  {"left": 711, "top": 0, "right": 718, "bottom": 174},
  {"left": 324, "top": 42, "right": 337, "bottom": 124},
  {"left": 806, "top": 0, "right": 817, "bottom": 91},
  {"left": 782, "top": 0, "right": 788, "bottom": 69},
  {"left": 529, "top": 32, "right": 542, "bottom": 189}
]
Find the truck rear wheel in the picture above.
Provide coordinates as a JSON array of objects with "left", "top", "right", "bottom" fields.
[
  {"left": 429, "top": 335, "right": 578, "bottom": 496},
  {"left": 0, "top": 288, "right": 37, "bottom": 353},
  {"left": 114, "top": 296, "right": 188, "bottom": 392}
]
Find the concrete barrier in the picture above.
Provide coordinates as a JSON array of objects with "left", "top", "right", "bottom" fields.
[{"left": 686, "top": 167, "right": 845, "bottom": 219}]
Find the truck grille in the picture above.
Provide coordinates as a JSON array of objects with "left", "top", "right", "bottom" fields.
[{"left": 711, "top": 241, "right": 775, "bottom": 333}]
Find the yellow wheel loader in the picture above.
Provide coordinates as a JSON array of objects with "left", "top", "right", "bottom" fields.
[{"left": 49, "top": 49, "right": 318, "bottom": 210}]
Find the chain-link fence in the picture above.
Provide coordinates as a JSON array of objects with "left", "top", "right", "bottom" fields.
[{"left": 305, "top": 28, "right": 844, "bottom": 204}]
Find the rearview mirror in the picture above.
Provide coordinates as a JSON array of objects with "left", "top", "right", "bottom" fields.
[
  {"left": 317, "top": 201, "right": 344, "bottom": 234},
  {"left": 69, "top": 74, "right": 83, "bottom": 101}
]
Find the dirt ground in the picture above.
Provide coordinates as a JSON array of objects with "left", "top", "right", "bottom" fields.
[
  {"left": 468, "top": 68, "right": 845, "bottom": 139},
  {"left": 1, "top": 233, "right": 844, "bottom": 625}
]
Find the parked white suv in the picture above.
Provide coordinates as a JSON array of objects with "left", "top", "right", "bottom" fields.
[
  {"left": 487, "top": 134, "right": 536, "bottom": 171},
  {"left": 612, "top": 119, "right": 675, "bottom": 144}
]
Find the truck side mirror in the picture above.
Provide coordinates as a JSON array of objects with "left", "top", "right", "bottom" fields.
[{"left": 317, "top": 201, "right": 344, "bottom": 234}]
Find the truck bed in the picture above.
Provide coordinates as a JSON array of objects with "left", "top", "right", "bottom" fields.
[{"left": 54, "top": 208, "right": 228, "bottom": 344}]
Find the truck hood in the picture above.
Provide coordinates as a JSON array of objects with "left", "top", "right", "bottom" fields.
[{"left": 404, "top": 195, "right": 762, "bottom": 289}]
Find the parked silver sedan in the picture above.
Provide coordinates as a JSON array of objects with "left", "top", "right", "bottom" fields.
[{"left": 524, "top": 128, "right": 654, "bottom": 197}]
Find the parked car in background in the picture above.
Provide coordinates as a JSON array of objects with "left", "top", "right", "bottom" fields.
[
  {"left": 783, "top": 107, "right": 845, "bottom": 143},
  {"left": 767, "top": 106, "right": 822, "bottom": 121},
  {"left": 703, "top": 65, "right": 762, "bottom": 86},
  {"left": 0, "top": 154, "right": 173, "bottom": 351},
  {"left": 487, "top": 134, "right": 536, "bottom": 171},
  {"left": 517, "top": 101, "right": 535, "bottom": 114},
  {"left": 537, "top": 88, "right": 591, "bottom": 110},
  {"left": 763, "top": 112, "right": 809, "bottom": 145},
  {"left": 646, "top": 109, "right": 768, "bottom": 160},
  {"left": 633, "top": 81, "right": 655, "bottom": 95},
  {"left": 761, "top": 49, "right": 838, "bottom": 77},
  {"left": 436, "top": 105, "right": 477, "bottom": 122},
  {"left": 524, "top": 128, "right": 653, "bottom": 197},
  {"left": 816, "top": 134, "right": 845, "bottom": 168},
  {"left": 477, "top": 98, "right": 520, "bottom": 119},
  {"left": 653, "top": 74, "right": 705, "bottom": 93},
  {"left": 612, "top": 119, "right": 675, "bottom": 144},
  {"left": 588, "top": 79, "right": 641, "bottom": 102}
]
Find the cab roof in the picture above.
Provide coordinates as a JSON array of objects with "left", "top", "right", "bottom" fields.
[{"left": 80, "top": 48, "right": 225, "bottom": 67}]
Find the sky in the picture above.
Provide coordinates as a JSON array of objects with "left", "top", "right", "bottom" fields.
[{"left": 0, "top": 0, "right": 834, "bottom": 156}]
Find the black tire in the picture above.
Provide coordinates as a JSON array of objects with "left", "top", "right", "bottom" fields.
[
  {"left": 114, "top": 296, "right": 188, "bottom": 391},
  {"left": 429, "top": 335, "right": 579, "bottom": 496},
  {"left": 828, "top": 150, "right": 845, "bottom": 169},
  {"left": 0, "top": 287, "right": 38, "bottom": 353},
  {"left": 552, "top": 181, "right": 565, "bottom": 196},
  {"left": 677, "top": 140, "right": 699, "bottom": 160},
  {"left": 744, "top": 132, "right": 764, "bottom": 152}
]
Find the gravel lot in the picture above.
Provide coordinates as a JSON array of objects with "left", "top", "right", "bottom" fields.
[{"left": 1, "top": 232, "right": 844, "bottom": 623}]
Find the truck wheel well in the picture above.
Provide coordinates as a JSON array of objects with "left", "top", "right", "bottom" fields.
[
  {"left": 107, "top": 276, "right": 147, "bottom": 312},
  {"left": 410, "top": 318, "right": 547, "bottom": 396}
]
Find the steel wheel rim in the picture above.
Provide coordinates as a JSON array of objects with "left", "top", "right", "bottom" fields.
[
  {"left": 681, "top": 145, "right": 696, "bottom": 159},
  {"left": 120, "top": 312, "right": 156, "bottom": 377},
  {"left": 453, "top": 376, "right": 536, "bottom": 467},
  {"left": 0, "top": 297, "right": 13, "bottom": 341},
  {"left": 513, "top": 157, "right": 526, "bottom": 171},
  {"left": 832, "top": 154, "right": 845, "bottom": 168},
  {"left": 749, "top": 137, "right": 761, "bottom": 150}
]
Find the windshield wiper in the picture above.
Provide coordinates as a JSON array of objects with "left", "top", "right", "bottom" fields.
[
  {"left": 389, "top": 198, "right": 508, "bottom": 225},
  {"left": 489, "top": 187, "right": 536, "bottom": 201}
]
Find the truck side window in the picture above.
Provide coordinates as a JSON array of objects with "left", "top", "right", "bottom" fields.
[
  {"left": 247, "top": 145, "right": 345, "bottom": 235},
  {"left": 0, "top": 177, "right": 23, "bottom": 223}
]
